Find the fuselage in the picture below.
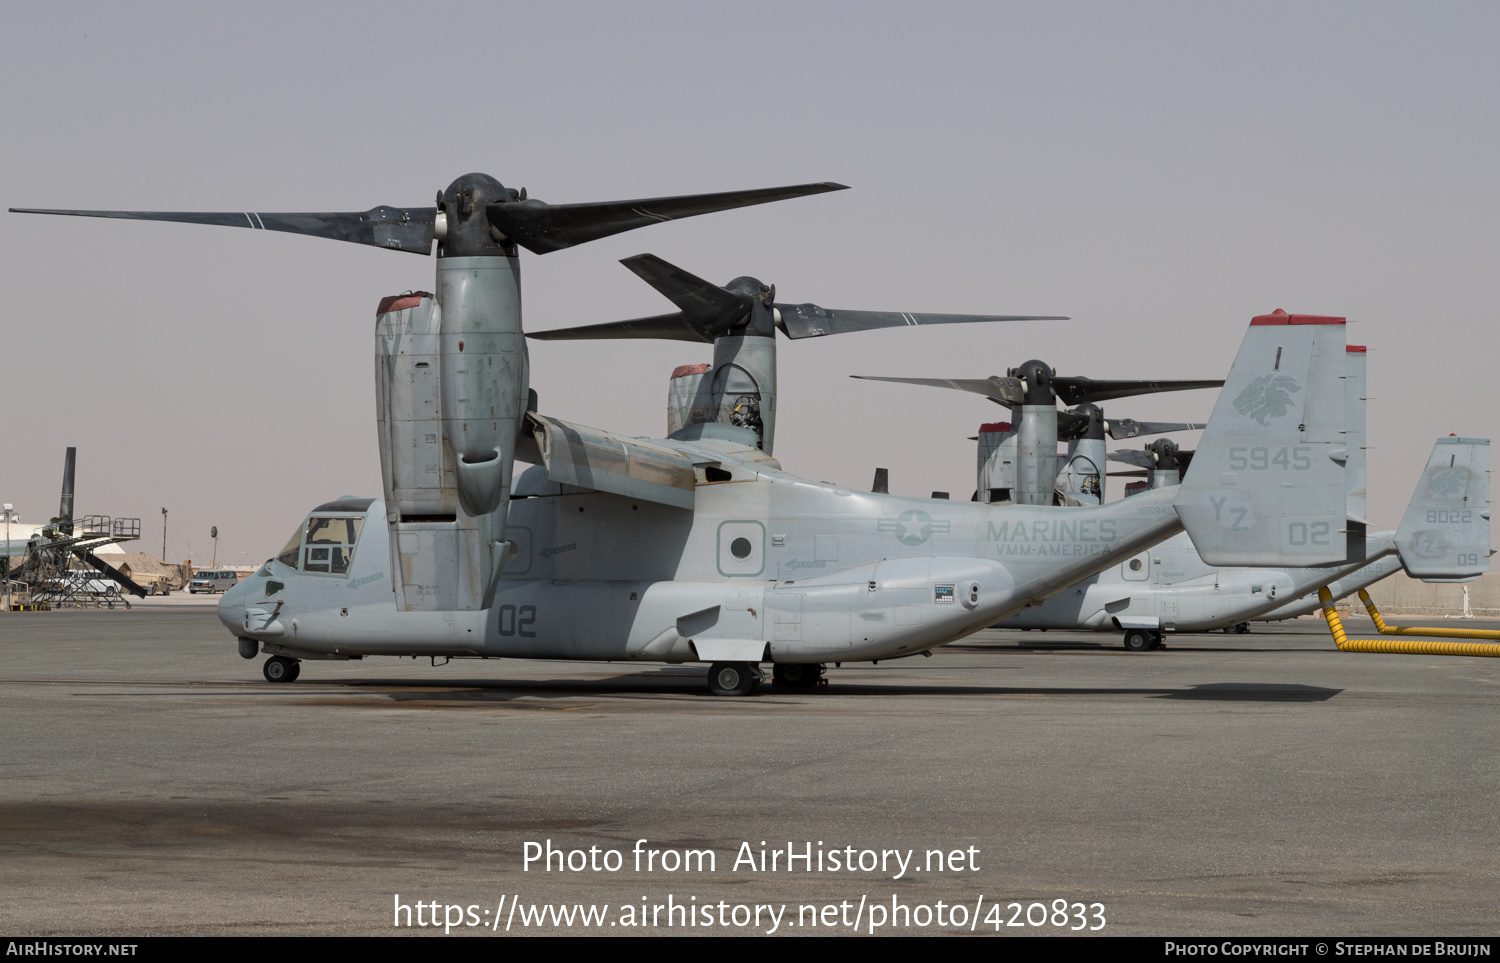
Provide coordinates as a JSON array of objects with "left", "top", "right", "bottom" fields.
[
  {"left": 220, "top": 437, "right": 1190, "bottom": 664},
  {"left": 1255, "top": 554, "right": 1407, "bottom": 621},
  {"left": 997, "top": 528, "right": 1398, "bottom": 633}
]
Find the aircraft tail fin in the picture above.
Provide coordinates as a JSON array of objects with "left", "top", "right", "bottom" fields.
[
  {"left": 1175, "top": 310, "right": 1347, "bottom": 566},
  {"left": 1344, "top": 346, "right": 1367, "bottom": 521},
  {"left": 1395, "top": 436, "right": 1491, "bottom": 580}
]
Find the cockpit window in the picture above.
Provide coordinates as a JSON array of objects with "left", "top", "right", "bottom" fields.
[
  {"left": 275, "top": 526, "right": 302, "bottom": 569},
  {"left": 303, "top": 516, "right": 363, "bottom": 575}
]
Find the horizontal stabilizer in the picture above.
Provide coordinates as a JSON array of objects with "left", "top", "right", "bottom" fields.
[
  {"left": 1396, "top": 437, "right": 1491, "bottom": 580},
  {"left": 528, "top": 413, "right": 696, "bottom": 510},
  {"left": 1175, "top": 310, "right": 1348, "bottom": 566}
]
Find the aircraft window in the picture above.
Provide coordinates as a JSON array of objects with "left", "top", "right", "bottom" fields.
[
  {"left": 303, "top": 516, "right": 363, "bottom": 575},
  {"left": 730, "top": 537, "right": 753, "bottom": 559},
  {"left": 1129, "top": 559, "right": 1143, "bottom": 572},
  {"left": 307, "top": 516, "right": 363, "bottom": 545},
  {"left": 275, "top": 526, "right": 302, "bottom": 568}
]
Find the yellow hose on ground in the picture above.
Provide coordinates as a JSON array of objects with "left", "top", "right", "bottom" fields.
[
  {"left": 1319, "top": 588, "right": 1500, "bottom": 657},
  {"left": 1356, "top": 589, "right": 1500, "bottom": 640}
]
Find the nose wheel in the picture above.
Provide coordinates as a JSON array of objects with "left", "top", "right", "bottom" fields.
[{"left": 263, "top": 656, "right": 301, "bottom": 683}]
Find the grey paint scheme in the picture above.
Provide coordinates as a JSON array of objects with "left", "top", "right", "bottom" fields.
[
  {"left": 16, "top": 175, "right": 844, "bottom": 617},
  {"left": 1001, "top": 527, "right": 1401, "bottom": 633},
  {"left": 997, "top": 342, "right": 1491, "bottom": 634},
  {"left": 218, "top": 315, "right": 1352, "bottom": 665},
  {"left": 998, "top": 436, "right": 1490, "bottom": 634},
  {"left": 1015, "top": 405, "right": 1059, "bottom": 505},
  {"left": 529, "top": 254, "right": 1060, "bottom": 458},
  {"left": 855, "top": 371, "right": 1216, "bottom": 508},
  {"left": 1256, "top": 554, "right": 1406, "bottom": 621},
  {"left": 977, "top": 423, "right": 1018, "bottom": 498},
  {"left": 675, "top": 333, "right": 779, "bottom": 453}
]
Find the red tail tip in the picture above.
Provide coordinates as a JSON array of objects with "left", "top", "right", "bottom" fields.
[{"left": 1251, "top": 309, "right": 1347, "bottom": 326}]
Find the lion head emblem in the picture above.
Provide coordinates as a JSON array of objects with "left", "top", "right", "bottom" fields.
[
  {"left": 1429, "top": 469, "right": 1467, "bottom": 497},
  {"left": 1232, "top": 374, "right": 1301, "bottom": 426}
]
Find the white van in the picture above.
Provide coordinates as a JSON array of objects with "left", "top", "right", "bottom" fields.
[{"left": 188, "top": 570, "right": 239, "bottom": 594}]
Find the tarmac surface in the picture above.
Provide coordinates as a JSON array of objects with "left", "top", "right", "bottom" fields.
[{"left": 2, "top": 604, "right": 1498, "bottom": 937}]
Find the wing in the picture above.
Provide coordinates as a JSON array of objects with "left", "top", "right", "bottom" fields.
[{"left": 527, "top": 414, "right": 696, "bottom": 509}]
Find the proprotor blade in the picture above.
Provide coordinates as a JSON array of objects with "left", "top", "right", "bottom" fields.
[
  {"left": 1049, "top": 376, "right": 1224, "bottom": 406},
  {"left": 851, "top": 375, "right": 1027, "bottom": 406},
  {"left": 1106, "top": 419, "right": 1207, "bottom": 440},
  {"left": 527, "top": 312, "right": 711, "bottom": 343},
  {"left": 8, "top": 206, "right": 438, "bottom": 254},
  {"left": 778, "top": 306, "right": 1066, "bottom": 340},
  {"left": 486, "top": 182, "right": 848, "bottom": 255},
  {"left": 1107, "top": 449, "right": 1156, "bottom": 469},
  {"left": 620, "top": 254, "right": 748, "bottom": 332},
  {"left": 526, "top": 253, "right": 749, "bottom": 342}
]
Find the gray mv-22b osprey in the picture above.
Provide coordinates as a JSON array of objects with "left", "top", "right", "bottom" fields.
[
  {"left": 984, "top": 342, "right": 1491, "bottom": 648},
  {"left": 14, "top": 176, "right": 1356, "bottom": 694}
]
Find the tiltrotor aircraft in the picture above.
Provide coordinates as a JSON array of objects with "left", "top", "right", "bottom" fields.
[
  {"left": 14, "top": 180, "right": 1359, "bottom": 693},
  {"left": 854, "top": 366, "right": 1218, "bottom": 506},
  {"left": 982, "top": 346, "right": 1491, "bottom": 647}
]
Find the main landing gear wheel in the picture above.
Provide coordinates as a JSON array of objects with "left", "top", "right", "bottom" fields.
[
  {"left": 263, "top": 656, "right": 301, "bottom": 683},
  {"left": 772, "top": 663, "right": 824, "bottom": 688},
  {"left": 1123, "top": 630, "right": 1156, "bottom": 652},
  {"left": 707, "top": 661, "right": 758, "bottom": 697}
]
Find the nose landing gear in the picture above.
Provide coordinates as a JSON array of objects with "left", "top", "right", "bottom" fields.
[{"left": 263, "top": 655, "right": 301, "bottom": 683}]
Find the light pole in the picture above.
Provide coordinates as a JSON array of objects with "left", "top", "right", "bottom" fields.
[
  {"left": 161, "top": 507, "right": 168, "bottom": 562},
  {"left": 211, "top": 526, "right": 218, "bottom": 568},
  {"left": 2, "top": 503, "right": 17, "bottom": 612}
]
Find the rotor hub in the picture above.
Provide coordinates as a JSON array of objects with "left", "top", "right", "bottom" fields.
[{"left": 437, "top": 173, "right": 516, "bottom": 257}]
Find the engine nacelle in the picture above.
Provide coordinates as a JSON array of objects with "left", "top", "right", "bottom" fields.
[
  {"left": 1058, "top": 436, "right": 1106, "bottom": 505},
  {"left": 977, "top": 422, "right": 1016, "bottom": 503},
  {"left": 375, "top": 273, "right": 525, "bottom": 612},
  {"left": 664, "top": 335, "right": 778, "bottom": 452}
]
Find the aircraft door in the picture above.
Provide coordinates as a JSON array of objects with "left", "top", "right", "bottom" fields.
[
  {"left": 1160, "top": 591, "right": 1179, "bottom": 627},
  {"left": 1122, "top": 551, "right": 1151, "bottom": 581},
  {"left": 771, "top": 591, "right": 801, "bottom": 643}
]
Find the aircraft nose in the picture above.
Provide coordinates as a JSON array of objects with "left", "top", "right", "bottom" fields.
[{"left": 218, "top": 578, "right": 248, "bottom": 635}]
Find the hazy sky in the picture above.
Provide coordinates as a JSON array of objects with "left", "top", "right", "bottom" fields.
[{"left": 2, "top": 2, "right": 1496, "bottom": 567}]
